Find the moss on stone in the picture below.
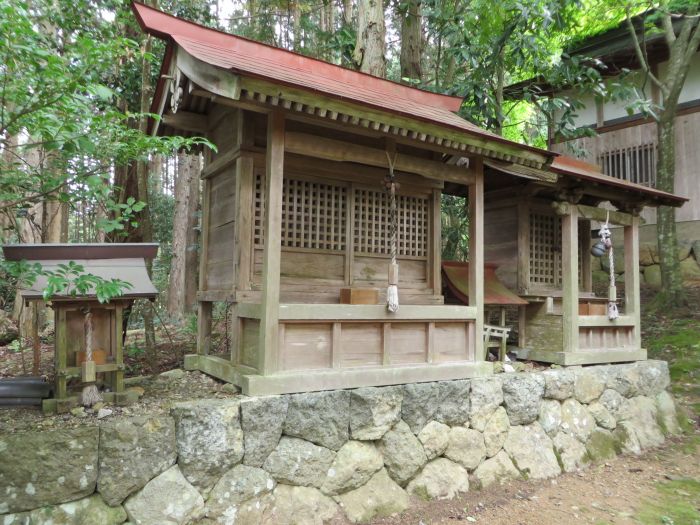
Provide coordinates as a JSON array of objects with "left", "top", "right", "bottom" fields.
[{"left": 585, "top": 430, "right": 619, "bottom": 463}]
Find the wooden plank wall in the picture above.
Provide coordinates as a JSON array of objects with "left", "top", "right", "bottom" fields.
[
  {"left": 484, "top": 203, "right": 518, "bottom": 289},
  {"left": 276, "top": 319, "right": 473, "bottom": 371}
]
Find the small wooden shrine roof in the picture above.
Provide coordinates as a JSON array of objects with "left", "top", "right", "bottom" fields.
[
  {"left": 2, "top": 244, "right": 159, "bottom": 301},
  {"left": 550, "top": 156, "right": 688, "bottom": 207},
  {"left": 442, "top": 262, "right": 528, "bottom": 306},
  {"left": 132, "top": 2, "right": 553, "bottom": 168}
]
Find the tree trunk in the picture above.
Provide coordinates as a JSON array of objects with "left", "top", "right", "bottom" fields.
[
  {"left": 655, "top": 114, "right": 683, "bottom": 304},
  {"left": 399, "top": 0, "right": 422, "bottom": 83},
  {"left": 343, "top": 0, "right": 353, "bottom": 25},
  {"left": 353, "top": 0, "right": 386, "bottom": 77},
  {"left": 167, "top": 153, "right": 200, "bottom": 320},
  {"left": 292, "top": 1, "right": 302, "bottom": 51}
]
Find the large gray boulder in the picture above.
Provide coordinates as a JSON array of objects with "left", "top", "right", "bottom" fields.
[
  {"left": 225, "top": 493, "right": 275, "bottom": 524},
  {"left": 334, "top": 469, "right": 409, "bottom": 524},
  {"left": 635, "top": 361, "right": 671, "bottom": 396},
  {"left": 0, "top": 427, "right": 99, "bottom": 514},
  {"left": 573, "top": 368, "right": 607, "bottom": 403},
  {"left": 588, "top": 401, "right": 616, "bottom": 430},
  {"left": 284, "top": 391, "right": 350, "bottom": 450},
  {"left": 417, "top": 421, "right": 450, "bottom": 460},
  {"left": 443, "top": 427, "right": 486, "bottom": 471},
  {"left": 124, "top": 465, "right": 204, "bottom": 525},
  {"left": 502, "top": 373, "right": 545, "bottom": 425},
  {"left": 585, "top": 428, "right": 619, "bottom": 462},
  {"left": 263, "top": 437, "right": 335, "bottom": 488},
  {"left": 406, "top": 458, "right": 469, "bottom": 500},
  {"left": 559, "top": 399, "right": 596, "bottom": 443},
  {"left": 542, "top": 368, "right": 576, "bottom": 400},
  {"left": 349, "top": 387, "right": 402, "bottom": 440},
  {"left": 656, "top": 391, "right": 681, "bottom": 435},
  {"left": 379, "top": 421, "right": 427, "bottom": 485},
  {"left": 435, "top": 380, "right": 471, "bottom": 426},
  {"left": 503, "top": 422, "right": 561, "bottom": 480},
  {"left": 599, "top": 388, "right": 624, "bottom": 417},
  {"left": 469, "top": 377, "right": 503, "bottom": 431},
  {"left": 206, "top": 464, "right": 275, "bottom": 520},
  {"left": 401, "top": 382, "right": 440, "bottom": 434},
  {"left": 552, "top": 432, "right": 588, "bottom": 472},
  {"left": 538, "top": 399, "right": 562, "bottom": 438},
  {"left": 98, "top": 416, "right": 177, "bottom": 506},
  {"left": 171, "top": 399, "right": 244, "bottom": 490},
  {"left": 473, "top": 450, "right": 520, "bottom": 489},
  {"left": 270, "top": 485, "right": 340, "bottom": 525},
  {"left": 0, "top": 494, "right": 126, "bottom": 525},
  {"left": 483, "top": 407, "right": 510, "bottom": 457},
  {"left": 321, "top": 441, "right": 383, "bottom": 496},
  {"left": 240, "top": 395, "right": 288, "bottom": 467},
  {"left": 606, "top": 364, "right": 642, "bottom": 397},
  {"left": 615, "top": 396, "right": 665, "bottom": 453}
]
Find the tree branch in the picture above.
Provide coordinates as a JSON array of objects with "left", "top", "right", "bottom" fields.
[{"left": 625, "top": 12, "right": 664, "bottom": 92}]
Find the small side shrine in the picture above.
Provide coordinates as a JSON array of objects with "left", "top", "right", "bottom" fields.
[
  {"left": 478, "top": 156, "right": 686, "bottom": 365},
  {"left": 2, "top": 243, "right": 158, "bottom": 413}
]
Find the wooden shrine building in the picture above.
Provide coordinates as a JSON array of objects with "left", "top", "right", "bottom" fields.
[{"left": 133, "top": 3, "right": 686, "bottom": 395}]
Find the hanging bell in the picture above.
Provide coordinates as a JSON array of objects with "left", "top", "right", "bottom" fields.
[{"left": 590, "top": 241, "right": 607, "bottom": 257}]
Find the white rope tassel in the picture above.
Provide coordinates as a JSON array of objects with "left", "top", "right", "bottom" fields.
[
  {"left": 385, "top": 151, "right": 400, "bottom": 313},
  {"left": 387, "top": 284, "right": 399, "bottom": 313},
  {"left": 81, "top": 310, "right": 103, "bottom": 406},
  {"left": 601, "top": 212, "right": 619, "bottom": 321}
]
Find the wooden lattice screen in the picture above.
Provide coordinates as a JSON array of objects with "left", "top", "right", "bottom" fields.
[
  {"left": 255, "top": 174, "right": 347, "bottom": 251},
  {"left": 529, "top": 211, "right": 562, "bottom": 287},
  {"left": 254, "top": 175, "right": 429, "bottom": 259},
  {"left": 598, "top": 143, "right": 656, "bottom": 187},
  {"left": 353, "top": 188, "right": 428, "bottom": 258}
]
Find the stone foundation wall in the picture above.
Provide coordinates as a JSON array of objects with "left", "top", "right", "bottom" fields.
[{"left": 0, "top": 360, "right": 683, "bottom": 525}]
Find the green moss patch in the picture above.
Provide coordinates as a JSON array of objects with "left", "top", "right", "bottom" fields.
[{"left": 637, "top": 479, "right": 700, "bottom": 525}]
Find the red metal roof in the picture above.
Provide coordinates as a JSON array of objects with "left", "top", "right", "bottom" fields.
[
  {"left": 551, "top": 156, "right": 687, "bottom": 207},
  {"left": 131, "top": 2, "right": 551, "bottom": 160}
]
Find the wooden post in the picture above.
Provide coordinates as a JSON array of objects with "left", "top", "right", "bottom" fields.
[
  {"left": 624, "top": 215, "right": 641, "bottom": 349},
  {"left": 55, "top": 308, "right": 67, "bottom": 401},
  {"left": 561, "top": 205, "right": 579, "bottom": 353},
  {"left": 258, "top": 109, "right": 285, "bottom": 375},
  {"left": 430, "top": 189, "right": 442, "bottom": 295},
  {"left": 197, "top": 302, "right": 212, "bottom": 356},
  {"left": 114, "top": 303, "right": 124, "bottom": 393},
  {"left": 197, "top": 145, "right": 213, "bottom": 358},
  {"left": 235, "top": 110, "right": 255, "bottom": 291},
  {"left": 468, "top": 158, "right": 485, "bottom": 361}
]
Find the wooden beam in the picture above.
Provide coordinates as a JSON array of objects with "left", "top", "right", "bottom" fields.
[
  {"left": 517, "top": 201, "right": 530, "bottom": 294},
  {"left": 624, "top": 215, "right": 641, "bottom": 349},
  {"left": 469, "top": 158, "right": 485, "bottom": 361},
  {"left": 234, "top": 111, "right": 255, "bottom": 291},
  {"left": 284, "top": 131, "right": 475, "bottom": 184},
  {"left": 580, "top": 219, "right": 593, "bottom": 293},
  {"left": 161, "top": 111, "right": 209, "bottom": 134},
  {"left": 561, "top": 205, "right": 579, "bottom": 353},
  {"left": 430, "top": 189, "right": 442, "bottom": 294},
  {"left": 176, "top": 46, "right": 241, "bottom": 101},
  {"left": 277, "top": 304, "right": 477, "bottom": 321},
  {"left": 554, "top": 202, "right": 634, "bottom": 226},
  {"left": 258, "top": 110, "right": 285, "bottom": 375}
]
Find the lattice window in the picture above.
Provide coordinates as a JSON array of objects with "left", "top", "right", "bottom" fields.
[
  {"left": 254, "top": 174, "right": 347, "bottom": 251},
  {"left": 529, "top": 212, "right": 562, "bottom": 287},
  {"left": 353, "top": 188, "right": 429, "bottom": 258},
  {"left": 598, "top": 143, "right": 656, "bottom": 187}
]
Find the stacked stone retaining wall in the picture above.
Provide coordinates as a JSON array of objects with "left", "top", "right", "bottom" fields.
[{"left": 0, "top": 360, "right": 684, "bottom": 525}]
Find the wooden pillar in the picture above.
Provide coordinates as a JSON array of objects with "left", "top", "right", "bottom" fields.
[
  {"left": 430, "top": 189, "right": 442, "bottom": 295},
  {"left": 114, "top": 303, "right": 124, "bottom": 393},
  {"left": 468, "top": 158, "right": 485, "bottom": 361},
  {"left": 197, "top": 145, "right": 213, "bottom": 356},
  {"left": 517, "top": 201, "right": 530, "bottom": 294},
  {"left": 55, "top": 308, "right": 67, "bottom": 401},
  {"left": 624, "top": 215, "right": 641, "bottom": 349},
  {"left": 234, "top": 110, "right": 255, "bottom": 292},
  {"left": 258, "top": 110, "right": 285, "bottom": 375},
  {"left": 562, "top": 205, "right": 579, "bottom": 353}
]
